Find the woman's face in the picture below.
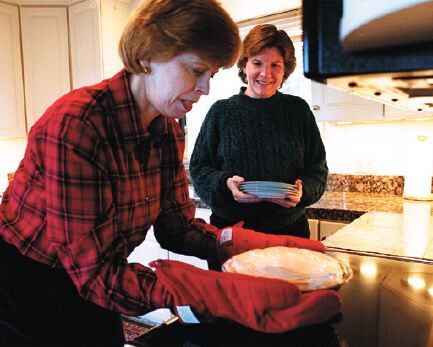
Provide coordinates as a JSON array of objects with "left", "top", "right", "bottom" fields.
[
  {"left": 141, "top": 52, "right": 218, "bottom": 119},
  {"left": 243, "top": 46, "right": 285, "bottom": 99}
]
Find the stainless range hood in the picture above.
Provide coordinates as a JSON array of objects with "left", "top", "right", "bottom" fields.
[{"left": 302, "top": 0, "right": 433, "bottom": 114}]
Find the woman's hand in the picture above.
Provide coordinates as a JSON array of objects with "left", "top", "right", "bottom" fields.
[
  {"left": 264, "top": 179, "right": 303, "bottom": 208},
  {"left": 227, "top": 175, "right": 264, "bottom": 203}
]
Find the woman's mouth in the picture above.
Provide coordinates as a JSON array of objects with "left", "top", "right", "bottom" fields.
[
  {"left": 256, "top": 80, "right": 272, "bottom": 85},
  {"left": 181, "top": 100, "right": 194, "bottom": 112}
]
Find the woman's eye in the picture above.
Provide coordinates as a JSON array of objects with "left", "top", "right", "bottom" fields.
[{"left": 192, "top": 69, "right": 204, "bottom": 76}]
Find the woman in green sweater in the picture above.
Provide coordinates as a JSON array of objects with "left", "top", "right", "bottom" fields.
[{"left": 190, "top": 24, "right": 328, "bottom": 257}]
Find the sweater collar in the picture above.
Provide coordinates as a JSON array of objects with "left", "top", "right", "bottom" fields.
[{"left": 238, "top": 86, "right": 283, "bottom": 106}]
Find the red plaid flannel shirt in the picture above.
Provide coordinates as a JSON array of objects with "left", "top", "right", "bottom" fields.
[{"left": 0, "top": 69, "right": 220, "bottom": 316}]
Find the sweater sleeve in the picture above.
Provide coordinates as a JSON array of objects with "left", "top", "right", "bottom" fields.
[
  {"left": 297, "top": 101, "right": 328, "bottom": 207},
  {"left": 189, "top": 102, "right": 234, "bottom": 208}
]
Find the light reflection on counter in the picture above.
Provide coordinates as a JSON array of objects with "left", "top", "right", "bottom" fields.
[
  {"left": 360, "top": 262, "right": 378, "bottom": 278},
  {"left": 407, "top": 275, "right": 426, "bottom": 290}
]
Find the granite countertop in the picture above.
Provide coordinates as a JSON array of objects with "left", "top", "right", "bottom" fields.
[
  {"left": 188, "top": 173, "right": 433, "bottom": 223},
  {"left": 191, "top": 190, "right": 433, "bottom": 223},
  {"left": 307, "top": 191, "right": 433, "bottom": 222}
]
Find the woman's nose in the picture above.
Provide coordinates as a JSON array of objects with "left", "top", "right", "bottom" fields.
[
  {"left": 260, "top": 65, "right": 271, "bottom": 76},
  {"left": 196, "top": 78, "right": 210, "bottom": 95}
]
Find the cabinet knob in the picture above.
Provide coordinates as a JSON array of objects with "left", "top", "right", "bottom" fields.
[{"left": 312, "top": 104, "right": 320, "bottom": 111}]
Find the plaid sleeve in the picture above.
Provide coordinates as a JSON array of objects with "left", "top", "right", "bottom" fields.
[{"left": 153, "top": 121, "right": 221, "bottom": 261}]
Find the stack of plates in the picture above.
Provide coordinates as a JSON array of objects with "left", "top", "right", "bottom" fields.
[
  {"left": 222, "top": 247, "right": 353, "bottom": 292},
  {"left": 240, "top": 181, "right": 298, "bottom": 199}
]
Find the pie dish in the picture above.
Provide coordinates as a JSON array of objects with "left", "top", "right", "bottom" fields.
[{"left": 222, "top": 247, "right": 353, "bottom": 292}]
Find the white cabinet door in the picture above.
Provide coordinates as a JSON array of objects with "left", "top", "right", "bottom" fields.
[
  {"left": 127, "top": 228, "right": 169, "bottom": 266},
  {"left": 69, "top": 0, "right": 102, "bottom": 89},
  {"left": 69, "top": 0, "right": 128, "bottom": 89},
  {"left": 100, "top": 0, "right": 128, "bottom": 78},
  {"left": 311, "top": 81, "right": 383, "bottom": 122},
  {"left": 308, "top": 219, "right": 319, "bottom": 240},
  {"left": 384, "top": 104, "right": 418, "bottom": 119},
  {"left": 167, "top": 208, "right": 210, "bottom": 269},
  {"left": 0, "top": 3, "right": 26, "bottom": 137},
  {"left": 319, "top": 220, "right": 348, "bottom": 241},
  {"left": 21, "top": 7, "right": 70, "bottom": 130}
]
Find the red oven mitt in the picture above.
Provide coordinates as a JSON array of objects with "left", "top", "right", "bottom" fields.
[
  {"left": 217, "top": 222, "right": 325, "bottom": 263},
  {"left": 150, "top": 259, "right": 341, "bottom": 334}
]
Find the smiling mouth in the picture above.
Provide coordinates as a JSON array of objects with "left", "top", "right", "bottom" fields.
[{"left": 256, "top": 80, "right": 272, "bottom": 85}]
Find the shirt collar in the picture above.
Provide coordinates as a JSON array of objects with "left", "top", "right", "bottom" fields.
[{"left": 108, "top": 69, "right": 168, "bottom": 152}]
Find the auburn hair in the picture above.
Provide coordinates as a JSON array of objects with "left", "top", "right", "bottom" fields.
[{"left": 119, "top": 0, "right": 241, "bottom": 73}]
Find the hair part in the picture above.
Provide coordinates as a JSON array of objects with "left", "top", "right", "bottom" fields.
[
  {"left": 119, "top": 0, "right": 241, "bottom": 73},
  {"left": 237, "top": 24, "right": 296, "bottom": 85}
]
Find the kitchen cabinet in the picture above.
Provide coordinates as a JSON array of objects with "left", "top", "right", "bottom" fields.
[
  {"left": 384, "top": 104, "right": 421, "bottom": 119},
  {"left": 0, "top": 2, "right": 26, "bottom": 137},
  {"left": 168, "top": 208, "right": 210, "bottom": 269},
  {"left": 127, "top": 227, "right": 169, "bottom": 266},
  {"left": 308, "top": 218, "right": 319, "bottom": 240},
  {"left": 20, "top": 7, "right": 70, "bottom": 130},
  {"left": 319, "top": 220, "right": 348, "bottom": 241},
  {"left": 311, "top": 81, "right": 383, "bottom": 122},
  {"left": 311, "top": 81, "right": 422, "bottom": 121},
  {"left": 69, "top": 0, "right": 128, "bottom": 89},
  {"left": 127, "top": 209, "right": 211, "bottom": 270}
]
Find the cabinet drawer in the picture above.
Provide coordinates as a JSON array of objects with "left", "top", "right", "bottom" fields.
[
  {"left": 308, "top": 219, "right": 319, "bottom": 240},
  {"left": 319, "top": 220, "right": 348, "bottom": 241}
]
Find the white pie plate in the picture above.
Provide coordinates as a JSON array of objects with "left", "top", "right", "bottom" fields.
[{"left": 222, "top": 247, "right": 353, "bottom": 292}]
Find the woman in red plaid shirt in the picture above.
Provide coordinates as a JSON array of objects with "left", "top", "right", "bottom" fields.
[{"left": 0, "top": 0, "right": 341, "bottom": 345}]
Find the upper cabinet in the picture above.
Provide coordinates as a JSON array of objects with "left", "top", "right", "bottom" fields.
[
  {"left": 311, "top": 81, "right": 383, "bottom": 122},
  {"left": 69, "top": 0, "right": 128, "bottom": 89},
  {"left": 311, "top": 81, "right": 422, "bottom": 122},
  {"left": 0, "top": 2, "right": 26, "bottom": 137},
  {"left": 69, "top": 0, "right": 102, "bottom": 89},
  {"left": 20, "top": 7, "right": 71, "bottom": 130},
  {"left": 0, "top": 0, "right": 129, "bottom": 138}
]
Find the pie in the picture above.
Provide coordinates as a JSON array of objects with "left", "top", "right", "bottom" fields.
[{"left": 222, "top": 247, "right": 353, "bottom": 291}]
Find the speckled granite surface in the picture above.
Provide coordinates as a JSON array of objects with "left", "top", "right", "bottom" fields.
[
  {"left": 325, "top": 174, "right": 408, "bottom": 195},
  {"left": 307, "top": 192, "right": 433, "bottom": 222},
  {"left": 189, "top": 174, "right": 433, "bottom": 222}
]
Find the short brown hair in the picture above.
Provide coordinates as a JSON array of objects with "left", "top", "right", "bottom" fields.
[
  {"left": 237, "top": 24, "right": 296, "bottom": 85},
  {"left": 119, "top": 0, "right": 241, "bottom": 73}
]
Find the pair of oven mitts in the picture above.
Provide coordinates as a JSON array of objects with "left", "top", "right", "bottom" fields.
[{"left": 150, "top": 222, "right": 341, "bottom": 334}]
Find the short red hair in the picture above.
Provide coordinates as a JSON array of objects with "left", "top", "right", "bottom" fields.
[{"left": 119, "top": 0, "right": 241, "bottom": 73}]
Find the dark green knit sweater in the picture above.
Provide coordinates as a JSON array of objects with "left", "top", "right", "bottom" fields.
[{"left": 190, "top": 88, "right": 328, "bottom": 232}]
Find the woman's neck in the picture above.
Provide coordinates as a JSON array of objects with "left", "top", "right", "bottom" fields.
[{"left": 129, "top": 73, "right": 160, "bottom": 128}]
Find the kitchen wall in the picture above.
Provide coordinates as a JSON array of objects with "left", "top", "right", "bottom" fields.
[
  {"left": 127, "top": 0, "right": 302, "bottom": 22},
  {"left": 1, "top": 0, "right": 432, "bottom": 196},
  {"left": 321, "top": 120, "right": 433, "bottom": 175},
  {"left": 218, "top": 0, "right": 301, "bottom": 21},
  {"left": 3, "top": 119, "right": 433, "bottom": 195}
]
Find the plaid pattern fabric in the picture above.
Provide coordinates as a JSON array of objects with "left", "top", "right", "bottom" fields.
[{"left": 0, "top": 69, "right": 220, "bottom": 316}]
